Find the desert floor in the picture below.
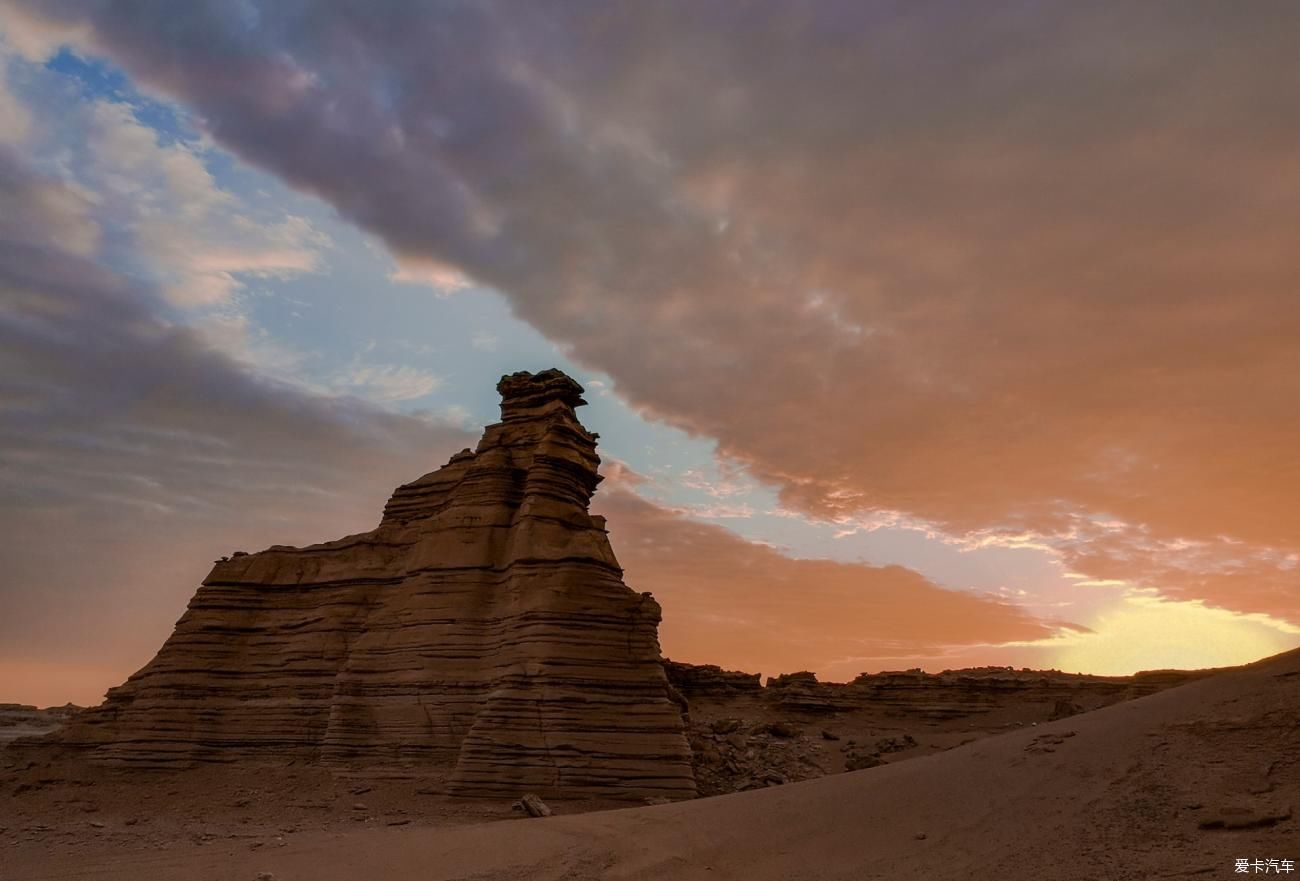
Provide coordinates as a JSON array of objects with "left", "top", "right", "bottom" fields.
[{"left": 3, "top": 648, "right": 1297, "bottom": 881}]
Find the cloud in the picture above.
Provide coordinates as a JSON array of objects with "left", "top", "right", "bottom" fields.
[
  {"left": 83, "top": 100, "right": 330, "bottom": 307},
  {"left": 679, "top": 467, "right": 751, "bottom": 500},
  {"left": 388, "top": 256, "right": 471, "bottom": 294},
  {"left": 4, "top": 1, "right": 1300, "bottom": 661},
  {"left": 0, "top": 7, "right": 88, "bottom": 61},
  {"left": 332, "top": 360, "right": 444, "bottom": 402},
  {"left": 20, "top": 0, "right": 1300, "bottom": 633},
  {"left": 0, "top": 44, "right": 342, "bottom": 397},
  {"left": 0, "top": 150, "right": 99, "bottom": 256},
  {"left": 593, "top": 468, "right": 1062, "bottom": 681},
  {"left": 0, "top": 44, "right": 31, "bottom": 144},
  {"left": 0, "top": 145, "right": 474, "bottom": 704},
  {"left": 1060, "top": 531, "right": 1300, "bottom": 625}
]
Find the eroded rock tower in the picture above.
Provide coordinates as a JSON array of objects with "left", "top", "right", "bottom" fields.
[{"left": 45, "top": 369, "right": 696, "bottom": 800}]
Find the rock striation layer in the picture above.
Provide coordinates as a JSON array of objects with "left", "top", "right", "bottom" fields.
[{"left": 39, "top": 369, "right": 695, "bottom": 800}]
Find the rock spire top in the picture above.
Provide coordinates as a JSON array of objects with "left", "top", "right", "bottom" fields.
[{"left": 497, "top": 368, "right": 587, "bottom": 421}]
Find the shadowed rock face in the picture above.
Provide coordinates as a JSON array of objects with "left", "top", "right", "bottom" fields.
[{"left": 41, "top": 369, "right": 695, "bottom": 800}]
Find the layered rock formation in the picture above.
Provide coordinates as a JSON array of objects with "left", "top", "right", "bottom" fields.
[
  {"left": 38, "top": 369, "right": 694, "bottom": 800},
  {"left": 662, "top": 661, "right": 762, "bottom": 697},
  {"left": 666, "top": 660, "right": 1209, "bottom": 795},
  {"left": 668, "top": 661, "right": 1208, "bottom": 723},
  {"left": 753, "top": 666, "right": 1210, "bottom": 718}
]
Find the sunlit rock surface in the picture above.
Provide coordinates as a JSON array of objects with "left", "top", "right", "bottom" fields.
[{"left": 36, "top": 369, "right": 695, "bottom": 800}]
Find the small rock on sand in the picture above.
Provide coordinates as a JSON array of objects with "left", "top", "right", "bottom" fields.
[{"left": 512, "top": 793, "right": 552, "bottom": 817}]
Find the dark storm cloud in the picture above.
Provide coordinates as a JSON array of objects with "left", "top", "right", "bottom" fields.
[{"left": 5, "top": 1, "right": 1300, "bottom": 626}]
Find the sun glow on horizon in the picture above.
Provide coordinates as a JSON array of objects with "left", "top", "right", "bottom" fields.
[{"left": 1049, "top": 590, "right": 1300, "bottom": 675}]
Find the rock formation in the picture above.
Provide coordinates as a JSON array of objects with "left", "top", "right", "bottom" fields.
[
  {"left": 662, "top": 661, "right": 762, "bottom": 697},
  {"left": 0, "top": 704, "right": 82, "bottom": 746},
  {"left": 38, "top": 369, "right": 695, "bottom": 800},
  {"left": 753, "top": 665, "right": 1210, "bottom": 718},
  {"left": 665, "top": 660, "right": 1209, "bottom": 795}
]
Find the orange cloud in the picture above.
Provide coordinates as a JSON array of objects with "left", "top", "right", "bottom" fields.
[
  {"left": 593, "top": 471, "right": 1064, "bottom": 681},
  {"left": 7, "top": 1, "right": 1300, "bottom": 666}
]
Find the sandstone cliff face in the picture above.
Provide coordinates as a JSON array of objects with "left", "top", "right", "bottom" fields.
[{"left": 44, "top": 370, "right": 695, "bottom": 800}]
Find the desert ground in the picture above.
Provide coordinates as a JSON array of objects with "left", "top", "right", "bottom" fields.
[{"left": 4, "top": 647, "right": 1295, "bottom": 881}]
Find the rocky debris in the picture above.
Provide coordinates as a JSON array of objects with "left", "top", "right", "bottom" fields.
[
  {"left": 753, "top": 721, "right": 800, "bottom": 739},
  {"left": 875, "top": 734, "right": 918, "bottom": 754},
  {"left": 512, "top": 794, "right": 552, "bottom": 818},
  {"left": 844, "top": 751, "right": 885, "bottom": 771},
  {"left": 710, "top": 719, "right": 743, "bottom": 735},
  {"left": 19, "top": 369, "right": 694, "bottom": 802},
  {"left": 686, "top": 725, "right": 843, "bottom": 795}
]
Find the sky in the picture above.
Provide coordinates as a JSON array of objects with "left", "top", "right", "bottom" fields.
[{"left": 1, "top": 1, "right": 1297, "bottom": 707}]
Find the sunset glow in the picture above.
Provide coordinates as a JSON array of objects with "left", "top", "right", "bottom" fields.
[
  {"left": 2, "top": 2, "right": 1299, "bottom": 707},
  {"left": 1048, "top": 592, "right": 1299, "bottom": 676}
]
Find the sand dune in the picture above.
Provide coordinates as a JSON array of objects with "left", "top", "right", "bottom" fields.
[{"left": 14, "top": 647, "right": 1296, "bottom": 881}]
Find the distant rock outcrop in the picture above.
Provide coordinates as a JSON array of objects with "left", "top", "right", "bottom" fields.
[
  {"left": 662, "top": 661, "right": 762, "bottom": 697},
  {"left": 34, "top": 369, "right": 695, "bottom": 800},
  {"left": 668, "top": 661, "right": 1209, "bottom": 721},
  {"left": 666, "top": 660, "right": 1210, "bottom": 795},
  {"left": 0, "top": 704, "right": 83, "bottom": 745},
  {"left": 755, "top": 665, "right": 1211, "bottom": 717}
]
